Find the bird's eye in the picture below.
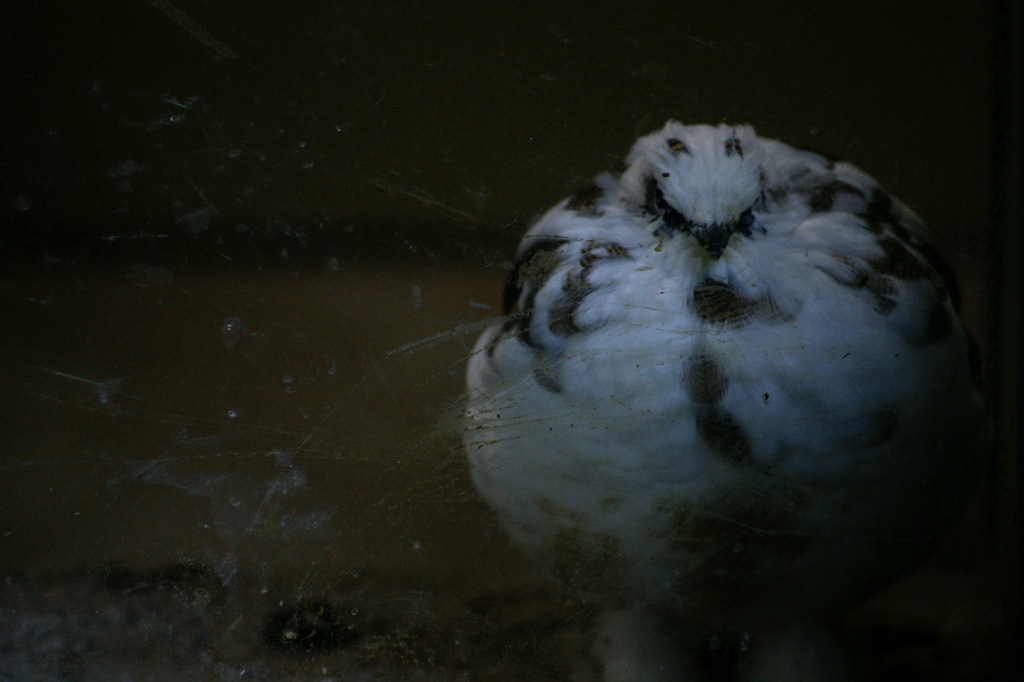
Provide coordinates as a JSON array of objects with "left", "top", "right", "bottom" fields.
[
  {"left": 642, "top": 177, "right": 665, "bottom": 215},
  {"left": 666, "top": 138, "right": 688, "bottom": 153},
  {"left": 736, "top": 208, "right": 755, "bottom": 235},
  {"left": 643, "top": 181, "right": 688, "bottom": 232}
]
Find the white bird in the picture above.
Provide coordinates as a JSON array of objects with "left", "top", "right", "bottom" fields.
[{"left": 463, "top": 121, "right": 988, "bottom": 681}]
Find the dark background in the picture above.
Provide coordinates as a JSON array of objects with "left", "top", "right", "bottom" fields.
[{"left": 1, "top": 2, "right": 1019, "bottom": 679}]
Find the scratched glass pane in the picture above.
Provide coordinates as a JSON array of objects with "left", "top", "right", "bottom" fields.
[{"left": 0, "top": 2, "right": 1018, "bottom": 681}]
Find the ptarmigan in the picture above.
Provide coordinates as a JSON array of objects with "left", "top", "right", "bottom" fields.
[{"left": 463, "top": 121, "right": 988, "bottom": 681}]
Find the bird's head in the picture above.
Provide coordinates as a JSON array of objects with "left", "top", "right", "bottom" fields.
[{"left": 620, "top": 121, "right": 764, "bottom": 258}]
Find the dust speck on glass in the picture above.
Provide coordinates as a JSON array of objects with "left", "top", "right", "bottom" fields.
[{"left": 0, "top": 2, "right": 1016, "bottom": 682}]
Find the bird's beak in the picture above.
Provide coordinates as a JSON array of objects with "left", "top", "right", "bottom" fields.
[{"left": 687, "top": 222, "right": 736, "bottom": 259}]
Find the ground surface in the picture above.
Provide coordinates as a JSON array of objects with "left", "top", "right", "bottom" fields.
[{"left": 0, "top": 560, "right": 1013, "bottom": 681}]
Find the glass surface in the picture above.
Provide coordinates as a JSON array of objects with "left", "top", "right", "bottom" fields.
[{"left": 1, "top": 2, "right": 1018, "bottom": 680}]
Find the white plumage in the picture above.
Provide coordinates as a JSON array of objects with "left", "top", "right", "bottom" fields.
[{"left": 464, "top": 121, "right": 988, "bottom": 680}]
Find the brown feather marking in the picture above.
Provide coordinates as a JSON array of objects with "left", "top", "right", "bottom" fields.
[
  {"left": 683, "top": 354, "right": 729, "bottom": 405},
  {"left": 691, "top": 280, "right": 793, "bottom": 328},
  {"left": 695, "top": 408, "right": 753, "bottom": 465}
]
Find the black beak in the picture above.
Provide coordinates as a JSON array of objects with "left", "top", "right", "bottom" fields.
[
  {"left": 649, "top": 182, "right": 754, "bottom": 259},
  {"left": 687, "top": 222, "right": 735, "bottom": 259},
  {"left": 660, "top": 209, "right": 734, "bottom": 259}
]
